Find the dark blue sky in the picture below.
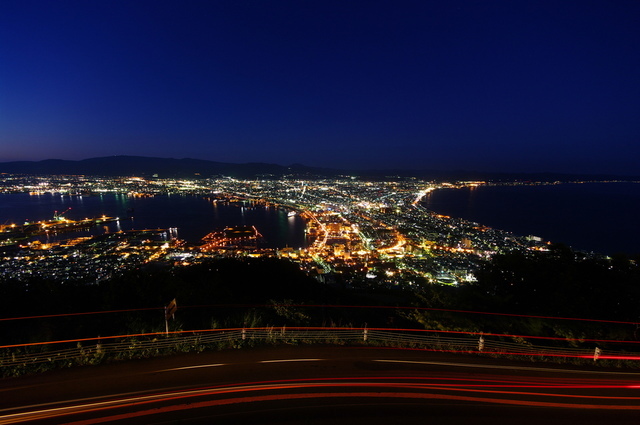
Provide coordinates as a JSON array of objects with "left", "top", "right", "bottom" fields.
[{"left": 1, "top": 1, "right": 639, "bottom": 174}]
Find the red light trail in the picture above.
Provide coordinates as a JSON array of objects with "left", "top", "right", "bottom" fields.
[
  {"left": 4, "top": 376, "right": 640, "bottom": 424},
  {"left": 3, "top": 303, "right": 637, "bottom": 326}
]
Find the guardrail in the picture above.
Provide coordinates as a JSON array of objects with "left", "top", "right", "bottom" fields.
[{"left": 1, "top": 327, "right": 638, "bottom": 377}]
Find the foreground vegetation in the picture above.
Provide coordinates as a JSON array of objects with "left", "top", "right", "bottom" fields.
[{"left": 1, "top": 245, "right": 640, "bottom": 376}]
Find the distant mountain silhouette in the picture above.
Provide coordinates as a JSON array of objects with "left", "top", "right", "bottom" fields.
[
  {"left": 0, "top": 156, "right": 635, "bottom": 181},
  {"left": 0, "top": 156, "right": 336, "bottom": 178}
]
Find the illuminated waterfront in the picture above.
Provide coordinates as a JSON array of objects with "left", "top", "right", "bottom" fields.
[
  {"left": 1, "top": 175, "right": 637, "bottom": 287},
  {"left": 0, "top": 193, "right": 307, "bottom": 247}
]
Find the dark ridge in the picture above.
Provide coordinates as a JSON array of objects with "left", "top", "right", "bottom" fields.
[
  {"left": 0, "top": 156, "right": 338, "bottom": 179},
  {"left": 0, "top": 156, "right": 637, "bottom": 181}
]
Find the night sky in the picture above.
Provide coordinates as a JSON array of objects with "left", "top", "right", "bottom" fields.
[{"left": 1, "top": 1, "right": 639, "bottom": 175}]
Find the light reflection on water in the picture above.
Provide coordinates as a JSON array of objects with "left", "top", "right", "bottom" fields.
[{"left": 0, "top": 193, "right": 306, "bottom": 248}]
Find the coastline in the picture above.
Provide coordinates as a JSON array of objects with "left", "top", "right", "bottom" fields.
[
  {"left": 0, "top": 193, "right": 307, "bottom": 248},
  {"left": 421, "top": 181, "right": 640, "bottom": 256}
]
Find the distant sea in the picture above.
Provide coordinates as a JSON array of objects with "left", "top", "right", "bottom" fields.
[
  {"left": 3, "top": 183, "right": 639, "bottom": 256},
  {"left": 0, "top": 193, "right": 307, "bottom": 248},
  {"left": 422, "top": 182, "right": 640, "bottom": 256}
]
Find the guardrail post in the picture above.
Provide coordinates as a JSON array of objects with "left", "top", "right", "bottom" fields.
[
  {"left": 242, "top": 328, "right": 246, "bottom": 341},
  {"left": 164, "top": 306, "right": 169, "bottom": 337},
  {"left": 363, "top": 324, "right": 368, "bottom": 342},
  {"left": 478, "top": 334, "right": 485, "bottom": 352},
  {"left": 594, "top": 347, "right": 601, "bottom": 361}
]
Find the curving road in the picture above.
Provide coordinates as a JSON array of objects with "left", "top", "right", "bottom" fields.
[{"left": 1, "top": 346, "right": 640, "bottom": 424}]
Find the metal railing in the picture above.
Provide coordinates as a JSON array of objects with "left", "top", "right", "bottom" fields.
[{"left": 1, "top": 326, "right": 636, "bottom": 376}]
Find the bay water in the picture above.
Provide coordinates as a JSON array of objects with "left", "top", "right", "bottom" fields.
[
  {"left": 0, "top": 193, "right": 307, "bottom": 248},
  {"left": 422, "top": 182, "right": 640, "bottom": 256},
  {"left": 2, "top": 182, "right": 639, "bottom": 255}
]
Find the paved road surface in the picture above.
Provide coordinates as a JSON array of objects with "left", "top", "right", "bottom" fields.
[{"left": 1, "top": 345, "right": 640, "bottom": 424}]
